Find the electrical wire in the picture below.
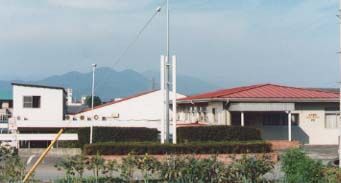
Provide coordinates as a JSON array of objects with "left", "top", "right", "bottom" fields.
[{"left": 93, "top": 0, "right": 167, "bottom": 92}]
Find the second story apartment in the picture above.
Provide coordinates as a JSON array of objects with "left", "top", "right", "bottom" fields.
[
  {"left": 0, "top": 92, "right": 12, "bottom": 124},
  {"left": 12, "top": 83, "right": 66, "bottom": 122}
]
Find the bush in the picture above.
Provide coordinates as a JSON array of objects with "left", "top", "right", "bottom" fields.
[
  {"left": 323, "top": 167, "right": 341, "bottom": 183},
  {"left": 177, "top": 126, "right": 262, "bottom": 143},
  {"left": 55, "top": 153, "right": 275, "bottom": 183},
  {"left": 78, "top": 127, "right": 159, "bottom": 147},
  {"left": 160, "top": 155, "right": 226, "bottom": 183},
  {"left": 281, "top": 148, "right": 324, "bottom": 183},
  {"left": 83, "top": 141, "right": 272, "bottom": 155},
  {"left": 226, "top": 155, "right": 274, "bottom": 182}
]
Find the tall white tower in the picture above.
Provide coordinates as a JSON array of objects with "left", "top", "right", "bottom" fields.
[{"left": 66, "top": 88, "right": 73, "bottom": 105}]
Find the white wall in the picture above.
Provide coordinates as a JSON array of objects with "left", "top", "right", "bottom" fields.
[
  {"left": 293, "top": 110, "right": 340, "bottom": 145},
  {"left": 13, "top": 85, "right": 65, "bottom": 122},
  {"left": 178, "top": 102, "right": 226, "bottom": 125},
  {"left": 240, "top": 110, "right": 341, "bottom": 145},
  {"left": 207, "top": 102, "right": 226, "bottom": 125},
  {"left": 74, "top": 91, "right": 186, "bottom": 121}
]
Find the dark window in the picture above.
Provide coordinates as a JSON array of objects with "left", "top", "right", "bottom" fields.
[
  {"left": 212, "top": 108, "right": 217, "bottom": 122},
  {"left": 262, "top": 113, "right": 298, "bottom": 126},
  {"left": 23, "top": 96, "right": 41, "bottom": 108},
  {"left": 291, "top": 114, "right": 299, "bottom": 126}
]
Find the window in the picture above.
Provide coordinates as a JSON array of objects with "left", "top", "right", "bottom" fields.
[
  {"left": 262, "top": 113, "right": 299, "bottom": 126},
  {"left": 325, "top": 114, "right": 340, "bottom": 129},
  {"left": 23, "top": 96, "right": 41, "bottom": 108},
  {"left": 291, "top": 114, "right": 300, "bottom": 126},
  {"left": 212, "top": 108, "right": 217, "bottom": 123}
]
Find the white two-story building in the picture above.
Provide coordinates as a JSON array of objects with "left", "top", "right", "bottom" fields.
[{"left": 12, "top": 83, "right": 66, "bottom": 122}]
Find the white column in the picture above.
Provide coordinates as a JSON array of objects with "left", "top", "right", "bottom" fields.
[
  {"left": 172, "top": 55, "right": 177, "bottom": 144},
  {"left": 226, "top": 111, "right": 231, "bottom": 126},
  {"left": 338, "top": 0, "right": 341, "bottom": 169},
  {"left": 90, "top": 64, "right": 96, "bottom": 144},
  {"left": 288, "top": 111, "right": 292, "bottom": 142},
  {"left": 339, "top": 136, "right": 341, "bottom": 168},
  {"left": 241, "top": 112, "right": 245, "bottom": 127},
  {"left": 160, "top": 55, "right": 165, "bottom": 144}
]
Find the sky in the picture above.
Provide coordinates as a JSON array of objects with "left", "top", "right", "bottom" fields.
[{"left": 0, "top": 0, "right": 339, "bottom": 88}]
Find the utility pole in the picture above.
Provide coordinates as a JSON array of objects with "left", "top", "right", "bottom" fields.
[
  {"left": 172, "top": 56, "right": 177, "bottom": 144},
  {"left": 90, "top": 63, "right": 97, "bottom": 144},
  {"left": 164, "top": 0, "right": 171, "bottom": 143},
  {"left": 161, "top": 0, "right": 177, "bottom": 144},
  {"left": 337, "top": 0, "right": 341, "bottom": 168},
  {"left": 161, "top": 56, "right": 165, "bottom": 144}
]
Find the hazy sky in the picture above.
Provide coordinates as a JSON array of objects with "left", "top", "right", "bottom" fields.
[{"left": 0, "top": 0, "right": 339, "bottom": 88}]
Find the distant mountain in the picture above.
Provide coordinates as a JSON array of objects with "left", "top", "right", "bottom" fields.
[
  {"left": 142, "top": 70, "right": 219, "bottom": 96},
  {"left": 0, "top": 67, "right": 219, "bottom": 101}
]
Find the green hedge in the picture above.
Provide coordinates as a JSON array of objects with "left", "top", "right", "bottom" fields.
[
  {"left": 177, "top": 126, "right": 262, "bottom": 143},
  {"left": 83, "top": 141, "right": 272, "bottom": 155},
  {"left": 78, "top": 127, "right": 159, "bottom": 147}
]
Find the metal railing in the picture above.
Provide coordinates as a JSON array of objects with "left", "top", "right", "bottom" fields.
[{"left": 0, "top": 114, "right": 9, "bottom": 123}]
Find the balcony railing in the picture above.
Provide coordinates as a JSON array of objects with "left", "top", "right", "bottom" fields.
[{"left": 0, "top": 114, "right": 9, "bottom": 123}]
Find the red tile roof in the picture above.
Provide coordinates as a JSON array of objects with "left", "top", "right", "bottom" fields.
[
  {"left": 179, "top": 84, "right": 339, "bottom": 101},
  {"left": 77, "top": 90, "right": 158, "bottom": 114}
]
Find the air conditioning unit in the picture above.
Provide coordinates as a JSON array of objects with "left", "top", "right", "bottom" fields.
[
  {"left": 93, "top": 115, "right": 99, "bottom": 120},
  {"left": 112, "top": 113, "right": 119, "bottom": 118}
]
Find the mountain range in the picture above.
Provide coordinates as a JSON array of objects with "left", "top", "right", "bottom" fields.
[{"left": 0, "top": 67, "right": 219, "bottom": 101}]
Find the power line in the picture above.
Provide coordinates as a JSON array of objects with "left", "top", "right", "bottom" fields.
[{"left": 94, "top": 1, "right": 167, "bottom": 92}]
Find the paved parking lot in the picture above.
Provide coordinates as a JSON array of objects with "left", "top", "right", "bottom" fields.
[{"left": 302, "top": 145, "right": 338, "bottom": 164}]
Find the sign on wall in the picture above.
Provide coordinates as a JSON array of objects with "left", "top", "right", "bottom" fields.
[{"left": 306, "top": 113, "right": 320, "bottom": 122}]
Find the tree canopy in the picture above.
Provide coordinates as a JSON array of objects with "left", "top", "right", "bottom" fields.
[{"left": 85, "top": 96, "right": 102, "bottom": 108}]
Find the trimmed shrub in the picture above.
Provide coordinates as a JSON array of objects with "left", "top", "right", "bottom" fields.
[
  {"left": 83, "top": 141, "right": 272, "bottom": 155},
  {"left": 177, "top": 126, "right": 262, "bottom": 143},
  {"left": 78, "top": 127, "right": 159, "bottom": 147}
]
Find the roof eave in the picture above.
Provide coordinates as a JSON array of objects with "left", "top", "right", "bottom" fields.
[
  {"left": 12, "top": 83, "right": 67, "bottom": 94},
  {"left": 177, "top": 98, "right": 339, "bottom": 104}
]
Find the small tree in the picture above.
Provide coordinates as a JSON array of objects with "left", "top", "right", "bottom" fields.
[
  {"left": 120, "top": 153, "right": 139, "bottom": 182},
  {"left": 135, "top": 154, "right": 161, "bottom": 183},
  {"left": 0, "top": 144, "right": 29, "bottom": 182},
  {"left": 55, "top": 156, "right": 76, "bottom": 179},
  {"left": 102, "top": 159, "right": 118, "bottom": 178},
  {"left": 86, "top": 152, "right": 105, "bottom": 181},
  {"left": 85, "top": 96, "right": 102, "bottom": 108},
  {"left": 72, "top": 154, "right": 87, "bottom": 179}
]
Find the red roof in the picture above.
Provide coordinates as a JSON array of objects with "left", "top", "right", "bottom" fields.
[
  {"left": 179, "top": 84, "right": 339, "bottom": 101},
  {"left": 77, "top": 90, "right": 157, "bottom": 114}
]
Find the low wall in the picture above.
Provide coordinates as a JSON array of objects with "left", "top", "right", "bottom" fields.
[
  {"left": 19, "top": 148, "right": 81, "bottom": 156},
  {"left": 268, "top": 140, "right": 300, "bottom": 151},
  {"left": 99, "top": 153, "right": 279, "bottom": 164}
]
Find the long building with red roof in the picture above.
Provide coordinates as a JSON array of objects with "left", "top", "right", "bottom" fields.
[{"left": 177, "top": 83, "right": 340, "bottom": 145}]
